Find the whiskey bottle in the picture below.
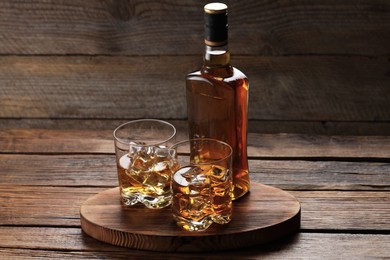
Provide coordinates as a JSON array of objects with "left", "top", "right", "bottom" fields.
[{"left": 186, "top": 3, "right": 250, "bottom": 200}]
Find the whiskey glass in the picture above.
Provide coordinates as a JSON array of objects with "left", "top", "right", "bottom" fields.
[
  {"left": 170, "top": 138, "right": 233, "bottom": 231},
  {"left": 113, "top": 119, "right": 178, "bottom": 209}
]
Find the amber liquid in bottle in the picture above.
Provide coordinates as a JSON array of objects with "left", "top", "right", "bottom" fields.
[{"left": 186, "top": 44, "right": 250, "bottom": 200}]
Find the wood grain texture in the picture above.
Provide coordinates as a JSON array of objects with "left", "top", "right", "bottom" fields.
[
  {"left": 252, "top": 160, "right": 390, "bottom": 191},
  {"left": 0, "top": 154, "right": 118, "bottom": 187},
  {"left": 0, "top": 228, "right": 389, "bottom": 258},
  {"left": 243, "top": 56, "right": 390, "bottom": 122},
  {"left": 0, "top": 0, "right": 389, "bottom": 56},
  {"left": 1, "top": 154, "right": 389, "bottom": 191},
  {"left": 247, "top": 133, "right": 390, "bottom": 159},
  {"left": 0, "top": 56, "right": 190, "bottom": 119},
  {"left": 0, "top": 186, "right": 107, "bottom": 226},
  {"left": 0, "top": 185, "right": 389, "bottom": 231},
  {"left": 0, "top": 57, "right": 390, "bottom": 121},
  {"left": 2, "top": 118, "right": 390, "bottom": 136},
  {"left": 246, "top": 120, "right": 390, "bottom": 136},
  {"left": 0, "top": 122, "right": 389, "bottom": 257},
  {"left": 292, "top": 190, "right": 390, "bottom": 231},
  {"left": 2, "top": 128, "right": 390, "bottom": 159},
  {"left": 1, "top": 56, "right": 389, "bottom": 121},
  {"left": 0, "top": 128, "right": 114, "bottom": 154},
  {"left": 1, "top": 0, "right": 389, "bottom": 247}
]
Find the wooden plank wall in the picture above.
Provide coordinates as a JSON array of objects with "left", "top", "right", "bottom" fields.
[{"left": 0, "top": 0, "right": 389, "bottom": 134}]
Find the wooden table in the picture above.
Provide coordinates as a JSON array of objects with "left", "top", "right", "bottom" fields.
[{"left": 1, "top": 124, "right": 389, "bottom": 258}]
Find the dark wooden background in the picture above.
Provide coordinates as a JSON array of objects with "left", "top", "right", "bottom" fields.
[{"left": 1, "top": 0, "right": 389, "bottom": 135}]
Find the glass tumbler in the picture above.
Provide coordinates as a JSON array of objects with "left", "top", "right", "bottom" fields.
[
  {"left": 113, "top": 119, "right": 178, "bottom": 209},
  {"left": 170, "top": 138, "right": 233, "bottom": 231}
]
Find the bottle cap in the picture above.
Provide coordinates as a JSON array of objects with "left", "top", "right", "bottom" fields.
[{"left": 204, "top": 3, "right": 228, "bottom": 46}]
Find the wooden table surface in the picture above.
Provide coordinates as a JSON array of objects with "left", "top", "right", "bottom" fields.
[
  {"left": 0, "top": 0, "right": 389, "bottom": 258},
  {"left": 1, "top": 124, "right": 389, "bottom": 259}
]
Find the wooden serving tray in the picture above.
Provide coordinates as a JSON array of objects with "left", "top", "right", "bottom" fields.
[{"left": 80, "top": 182, "right": 300, "bottom": 252}]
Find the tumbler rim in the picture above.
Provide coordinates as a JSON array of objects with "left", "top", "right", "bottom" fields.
[
  {"left": 170, "top": 138, "right": 233, "bottom": 165},
  {"left": 113, "top": 119, "right": 177, "bottom": 147}
]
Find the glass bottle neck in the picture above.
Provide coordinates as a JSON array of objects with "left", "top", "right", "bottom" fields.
[
  {"left": 203, "top": 44, "right": 230, "bottom": 67},
  {"left": 202, "top": 44, "right": 233, "bottom": 78}
]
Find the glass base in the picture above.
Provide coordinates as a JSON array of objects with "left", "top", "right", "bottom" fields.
[
  {"left": 211, "top": 214, "right": 231, "bottom": 224},
  {"left": 173, "top": 215, "right": 213, "bottom": 231},
  {"left": 121, "top": 193, "right": 172, "bottom": 209}
]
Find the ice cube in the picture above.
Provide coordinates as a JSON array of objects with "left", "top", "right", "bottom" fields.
[
  {"left": 154, "top": 146, "right": 170, "bottom": 158},
  {"left": 129, "top": 142, "right": 155, "bottom": 157},
  {"left": 125, "top": 169, "right": 144, "bottom": 185},
  {"left": 210, "top": 165, "right": 228, "bottom": 181},
  {"left": 130, "top": 146, "right": 156, "bottom": 172},
  {"left": 131, "top": 156, "right": 151, "bottom": 172},
  {"left": 119, "top": 154, "right": 131, "bottom": 169},
  {"left": 152, "top": 161, "right": 170, "bottom": 172},
  {"left": 173, "top": 166, "right": 201, "bottom": 187},
  {"left": 143, "top": 172, "right": 167, "bottom": 195}
]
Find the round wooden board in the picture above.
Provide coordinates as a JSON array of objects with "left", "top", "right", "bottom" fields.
[{"left": 80, "top": 182, "right": 300, "bottom": 252}]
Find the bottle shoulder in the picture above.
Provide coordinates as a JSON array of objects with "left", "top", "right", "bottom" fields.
[{"left": 186, "top": 67, "right": 248, "bottom": 84}]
